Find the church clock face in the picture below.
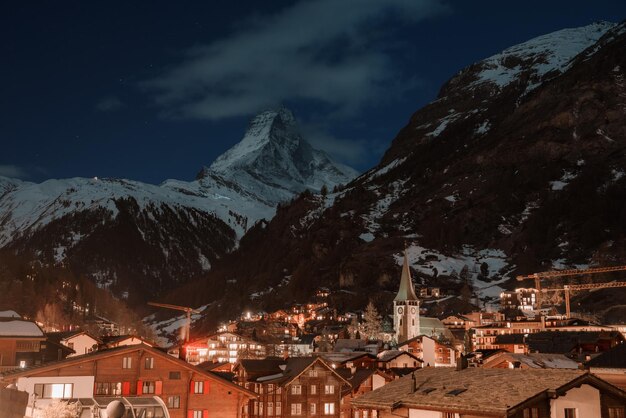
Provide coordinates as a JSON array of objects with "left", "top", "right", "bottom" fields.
[
  {"left": 411, "top": 307, "right": 416, "bottom": 314},
  {"left": 397, "top": 307, "right": 403, "bottom": 314}
]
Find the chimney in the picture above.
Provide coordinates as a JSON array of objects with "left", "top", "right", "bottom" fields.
[
  {"left": 283, "top": 347, "right": 289, "bottom": 360},
  {"left": 455, "top": 354, "right": 468, "bottom": 371},
  {"left": 411, "top": 372, "right": 417, "bottom": 393}
]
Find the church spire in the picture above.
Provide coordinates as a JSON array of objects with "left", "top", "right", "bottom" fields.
[{"left": 394, "top": 248, "right": 419, "bottom": 301}]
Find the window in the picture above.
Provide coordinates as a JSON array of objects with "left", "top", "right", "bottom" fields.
[
  {"left": 67, "top": 342, "right": 74, "bottom": 350},
  {"left": 564, "top": 409, "right": 577, "bottom": 418},
  {"left": 194, "top": 381, "right": 204, "bottom": 394},
  {"left": 268, "top": 383, "right": 274, "bottom": 392},
  {"left": 267, "top": 401, "right": 274, "bottom": 416},
  {"left": 259, "top": 401, "right": 264, "bottom": 414},
  {"left": 291, "top": 403, "right": 302, "bottom": 415},
  {"left": 276, "top": 402, "right": 282, "bottom": 415},
  {"left": 167, "top": 396, "right": 180, "bottom": 409},
  {"left": 292, "top": 384, "right": 302, "bottom": 395},
  {"left": 169, "top": 371, "right": 181, "bottom": 380},
  {"left": 33, "top": 383, "right": 73, "bottom": 399},
  {"left": 523, "top": 408, "right": 539, "bottom": 418},
  {"left": 324, "top": 385, "right": 334, "bottom": 394},
  {"left": 111, "top": 382, "right": 122, "bottom": 396},
  {"left": 95, "top": 382, "right": 109, "bottom": 395},
  {"left": 609, "top": 408, "right": 625, "bottom": 418},
  {"left": 145, "top": 357, "right": 154, "bottom": 369},
  {"left": 142, "top": 381, "right": 156, "bottom": 394},
  {"left": 276, "top": 386, "right": 282, "bottom": 394},
  {"left": 310, "top": 403, "right": 317, "bottom": 414},
  {"left": 309, "top": 369, "right": 318, "bottom": 377},
  {"left": 441, "top": 414, "right": 456, "bottom": 418},
  {"left": 310, "top": 384, "right": 317, "bottom": 395},
  {"left": 122, "top": 357, "right": 132, "bottom": 369},
  {"left": 193, "top": 411, "right": 204, "bottom": 418},
  {"left": 324, "top": 403, "right": 335, "bottom": 415}
]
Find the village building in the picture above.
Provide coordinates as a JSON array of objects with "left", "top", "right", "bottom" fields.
[
  {"left": 492, "top": 330, "right": 625, "bottom": 359},
  {"left": 0, "top": 312, "right": 47, "bottom": 372},
  {"left": 376, "top": 350, "right": 422, "bottom": 371},
  {"left": 0, "top": 343, "right": 256, "bottom": 418},
  {"left": 398, "top": 335, "right": 457, "bottom": 368},
  {"left": 586, "top": 342, "right": 626, "bottom": 390},
  {"left": 336, "top": 367, "right": 392, "bottom": 418},
  {"left": 184, "top": 332, "right": 265, "bottom": 365},
  {"left": 352, "top": 368, "right": 626, "bottom": 418},
  {"left": 46, "top": 330, "right": 101, "bottom": 357},
  {"left": 441, "top": 314, "right": 475, "bottom": 330},
  {"left": 234, "top": 356, "right": 350, "bottom": 418}
]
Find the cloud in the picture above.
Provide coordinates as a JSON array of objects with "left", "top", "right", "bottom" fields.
[
  {"left": 96, "top": 96, "right": 125, "bottom": 112},
  {"left": 0, "top": 164, "right": 30, "bottom": 179},
  {"left": 142, "top": 0, "right": 448, "bottom": 120}
]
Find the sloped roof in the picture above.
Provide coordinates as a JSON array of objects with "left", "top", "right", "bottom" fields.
[
  {"left": 47, "top": 330, "right": 102, "bottom": 344},
  {"left": 0, "top": 319, "right": 44, "bottom": 337},
  {"left": 394, "top": 251, "right": 418, "bottom": 302},
  {"left": 377, "top": 350, "right": 422, "bottom": 363},
  {"left": 352, "top": 368, "right": 624, "bottom": 414},
  {"left": 0, "top": 310, "right": 21, "bottom": 319},
  {"left": 587, "top": 342, "right": 626, "bottom": 369},
  {"left": 482, "top": 352, "right": 579, "bottom": 369}
]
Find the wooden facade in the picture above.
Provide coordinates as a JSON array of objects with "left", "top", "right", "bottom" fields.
[
  {"left": 0, "top": 344, "right": 256, "bottom": 418},
  {"left": 237, "top": 358, "right": 350, "bottom": 417}
]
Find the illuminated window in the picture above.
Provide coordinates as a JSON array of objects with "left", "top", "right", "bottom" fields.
[
  {"left": 291, "top": 403, "right": 302, "bottom": 415},
  {"left": 142, "top": 381, "right": 156, "bottom": 394},
  {"left": 291, "top": 385, "right": 302, "bottom": 395},
  {"left": 324, "top": 385, "right": 334, "bottom": 394},
  {"left": 324, "top": 403, "right": 335, "bottom": 415},
  {"left": 34, "top": 383, "right": 73, "bottom": 399},
  {"left": 194, "top": 381, "right": 204, "bottom": 394},
  {"left": 310, "top": 384, "right": 317, "bottom": 394}
]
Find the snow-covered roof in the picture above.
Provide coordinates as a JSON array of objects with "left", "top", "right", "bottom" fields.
[
  {"left": 0, "top": 310, "right": 22, "bottom": 319},
  {"left": 0, "top": 319, "right": 44, "bottom": 337}
]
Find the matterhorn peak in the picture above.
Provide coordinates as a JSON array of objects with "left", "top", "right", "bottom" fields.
[{"left": 200, "top": 107, "right": 358, "bottom": 205}]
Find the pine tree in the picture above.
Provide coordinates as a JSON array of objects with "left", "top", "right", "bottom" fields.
[{"left": 362, "top": 301, "right": 382, "bottom": 341}]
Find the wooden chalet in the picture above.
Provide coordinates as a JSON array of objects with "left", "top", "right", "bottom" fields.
[
  {"left": 234, "top": 356, "right": 350, "bottom": 417},
  {"left": 0, "top": 343, "right": 256, "bottom": 418}
]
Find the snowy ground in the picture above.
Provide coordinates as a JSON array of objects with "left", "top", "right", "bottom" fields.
[{"left": 397, "top": 243, "right": 515, "bottom": 306}]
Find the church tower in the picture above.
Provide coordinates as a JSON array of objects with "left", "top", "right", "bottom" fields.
[{"left": 393, "top": 250, "right": 420, "bottom": 344}]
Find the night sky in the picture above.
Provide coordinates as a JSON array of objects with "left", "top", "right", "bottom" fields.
[{"left": 3, "top": 1, "right": 625, "bottom": 184}]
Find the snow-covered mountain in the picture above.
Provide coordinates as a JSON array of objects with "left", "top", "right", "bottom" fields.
[
  {"left": 0, "top": 108, "right": 357, "bottom": 303},
  {"left": 174, "top": 21, "right": 626, "bottom": 324}
]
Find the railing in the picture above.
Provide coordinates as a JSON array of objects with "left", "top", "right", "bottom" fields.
[{"left": 0, "top": 365, "right": 19, "bottom": 372}]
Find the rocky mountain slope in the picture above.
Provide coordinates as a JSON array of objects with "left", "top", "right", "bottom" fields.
[
  {"left": 172, "top": 21, "right": 626, "bottom": 326},
  {"left": 0, "top": 108, "right": 356, "bottom": 305}
]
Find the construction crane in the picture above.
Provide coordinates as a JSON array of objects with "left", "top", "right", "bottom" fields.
[
  {"left": 542, "top": 281, "right": 626, "bottom": 318},
  {"left": 147, "top": 302, "right": 200, "bottom": 342},
  {"left": 516, "top": 265, "right": 626, "bottom": 307}
]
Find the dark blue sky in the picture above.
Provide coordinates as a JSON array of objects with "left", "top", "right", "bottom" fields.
[{"left": 2, "top": 1, "right": 625, "bottom": 184}]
